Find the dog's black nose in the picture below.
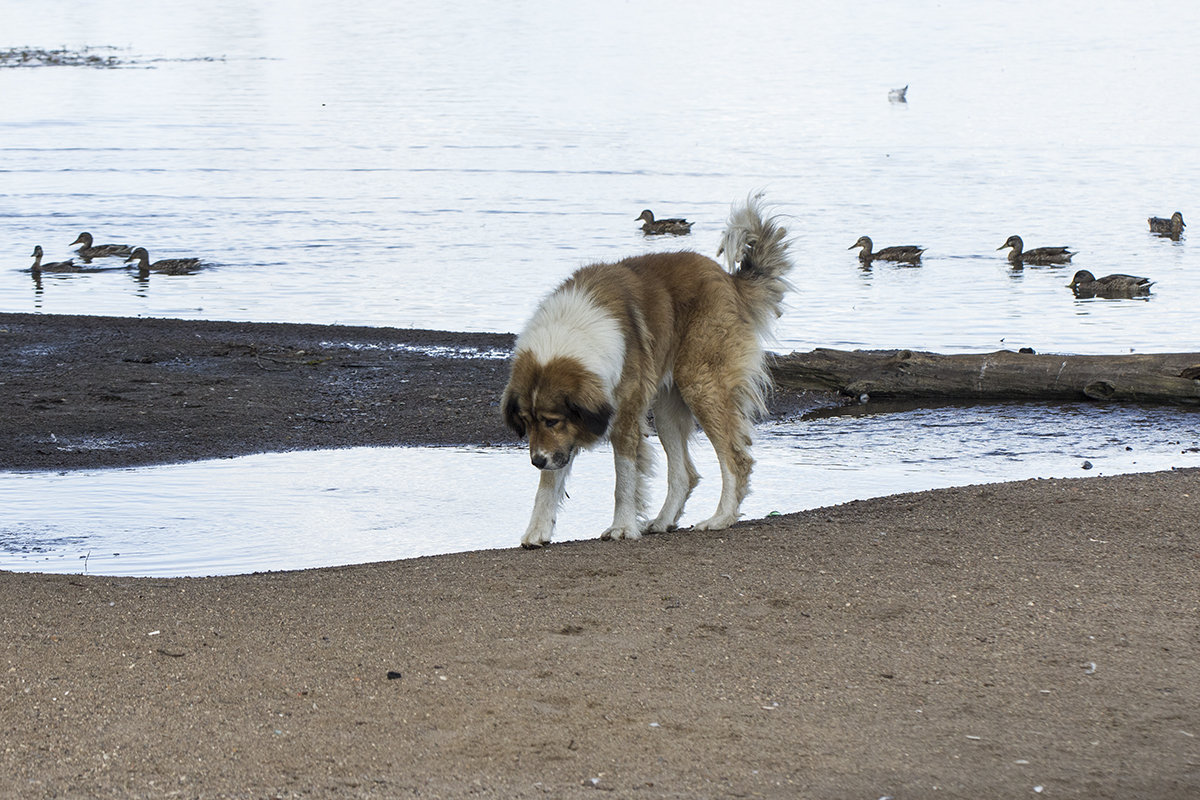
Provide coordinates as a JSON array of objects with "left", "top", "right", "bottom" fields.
[{"left": 531, "top": 454, "right": 548, "bottom": 469}]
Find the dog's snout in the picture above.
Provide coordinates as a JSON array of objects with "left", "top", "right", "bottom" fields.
[{"left": 532, "top": 450, "right": 571, "bottom": 470}]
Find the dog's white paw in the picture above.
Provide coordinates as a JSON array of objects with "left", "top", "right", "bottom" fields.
[
  {"left": 521, "top": 520, "right": 555, "bottom": 549},
  {"left": 599, "top": 524, "right": 643, "bottom": 541},
  {"left": 646, "top": 517, "right": 678, "bottom": 534},
  {"left": 692, "top": 513, "right": 738, "bottom": 531}
]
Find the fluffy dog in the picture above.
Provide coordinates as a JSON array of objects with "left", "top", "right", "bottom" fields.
[{"left": 501, "top": 196, "right": 793, "bottom": 548}]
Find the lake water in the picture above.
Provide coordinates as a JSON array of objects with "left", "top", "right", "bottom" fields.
[
  {"left": 2, "top": 1, "right": 1199, "bottom": 575},
  {"left": 3, "top": 0, "right": 1199, "bottom": 353}
]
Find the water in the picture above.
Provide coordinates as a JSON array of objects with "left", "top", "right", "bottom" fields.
[
  {"left": 2, "top": 402, "right": 1197, "bottom": 577},
  {"left": 3, "top": 1, "right": 1199, "bottom": 575},
  {"left": 2, "top": 0, "right": 1198, "bottom": 353}
]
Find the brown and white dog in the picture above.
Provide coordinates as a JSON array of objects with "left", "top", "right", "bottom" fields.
[{"left": 501, "top": 196, "right": 793, "bottom": 548}]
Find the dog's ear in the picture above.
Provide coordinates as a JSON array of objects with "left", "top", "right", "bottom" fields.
[
  {"left": 501, "top": 389, "right": 526, "bottom": 438},
  {"left": 566, "top": 397, "right": 613, "bottom": 437}
]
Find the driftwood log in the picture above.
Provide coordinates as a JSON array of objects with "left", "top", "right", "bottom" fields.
[{"left": 769, "top": 349, "right": 1200, "bottom": 406}]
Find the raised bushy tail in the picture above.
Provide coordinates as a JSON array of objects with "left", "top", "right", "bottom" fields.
[{"left": 718, "top": 194, "right": 794, "bottom": 339}]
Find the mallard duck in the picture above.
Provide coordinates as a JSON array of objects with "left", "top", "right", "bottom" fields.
[
  {"left": 125, "top": 247, "right": 202, "bottom": 275},
  {"left": 636, "top": 209, "right": 692, "bottom": 236},
  {"left": 1148, "top": 211, "right": 1185, "bottom": 237},
  {"left": 70, "top": 231, "right": 133, "bottom": 261},
  {"left": 997, "top": 235, "right": 1073, "bottom": 265},
  {"left": 849, "top": 235, "right": 924, "bottom": 263},
  {"left": 1067, "top": 270, "right": 1153, "bottom": 298},
  {"left": 29, "top": 245, "right": 78, "bottom": 273}
]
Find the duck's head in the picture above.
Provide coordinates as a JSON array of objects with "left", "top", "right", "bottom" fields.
[
  {"left": 1067, "top": 270, "right": 1095, "bottom": 288},
  {"left": 636, "top": 210, "right": 655, "bottom": 223},
  {"left": 31, "top": 245, "right": 43, "bottom": 258},
  {"left": 125, "top": 247, "right": 150, "bottom": 264},
  {"left": 70, "top": 232, "right": 94, "bottom": 247},
  {"left": 848, "top": 236, "right": 872, "bottom": 251},
  {"left": 1173, "top": 211, "right": 1186, "bottom": 226},
  {"left": 997, "top": 235, "right": 1023, "bottom": 251}
]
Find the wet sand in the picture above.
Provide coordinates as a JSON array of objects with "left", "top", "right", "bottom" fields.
[{"left": 1, "top": 312, "right": 1197, "bottom": 798}]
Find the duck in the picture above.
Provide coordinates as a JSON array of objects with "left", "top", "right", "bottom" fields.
[
  {"left": 849, "top": 235, "right": 924, "bottom": 263},
  {"left": 889, "top": 85, "right": 908, "bottom": 103},
  {"left": 1148, "top": 211, "right": 1185, "bottom": 237},
  {"left": 636, "top": 209, "right": 692, "bottom": 236},
  {"left": 29, "top": 245, "right": 78, "bottom": 273},
  {"left": 1067, "top": 270, "right": 1153, "bottom": 298},
  {"left": 997, "top": 235, "right": 1073, "bottom": 265},
  {"left": 125, "top": 247, "right": 202, "bottom": 275},
  {"left": 70, "top": 231, "right": 133, "bottom": 261}
]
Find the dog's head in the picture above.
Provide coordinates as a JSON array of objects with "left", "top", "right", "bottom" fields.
[{"left": 502, "top": 354, "right": 613, "bottom": 470}]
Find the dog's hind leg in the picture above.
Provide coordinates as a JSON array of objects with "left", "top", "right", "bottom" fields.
[
  {"left": 687, "top": 397, "right": 754, "bottom": 531},
  {"left": 648, "top": 385, "right": 699, "bottom": 532},
  {"left": 522, "top": 462, "right": 571, "bottom": 548}
]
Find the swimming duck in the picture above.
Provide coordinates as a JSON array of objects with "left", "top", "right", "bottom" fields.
[
  {"left": 125, "top": 247, "right": 202, "bottom": 275},
  {"left": 636, "top": 209, "right": 692, "bottom": 235},
  {"left": 997, "top": 235, "right": 1073, "bottom": 265},
  {"left": 849, "top": 235, "right": 924, "bottom": 263},
  {"left": 889, "top": 85, "right": 908, "bottom": 103},
  {"left": 1067, "top": 270, "right": 1153, "bottom": 298},
  {"left": 1148, "top": 211, "right": 1185, "bottom": 237},
  {"left": 70, "top": 231, "right": 133, "bottom": 261},
  {"left": 29, "top": 245, "right": 78, "bottom": 273}
]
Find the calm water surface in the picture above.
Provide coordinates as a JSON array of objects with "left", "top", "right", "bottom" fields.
[{"left": 2, "top": 1, "right": 1199, "bottom": 574}]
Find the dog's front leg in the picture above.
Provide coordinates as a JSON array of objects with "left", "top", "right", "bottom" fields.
[
  {"left": 600, "top": 419, "right": 644, "bottom": 541},
  {"left": 522, "top": 463, "right": 570, "bottom": 548}
]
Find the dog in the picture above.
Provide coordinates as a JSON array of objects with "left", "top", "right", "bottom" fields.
[{"left": 501, "top": 196, "right": 793, "bottom": 548}]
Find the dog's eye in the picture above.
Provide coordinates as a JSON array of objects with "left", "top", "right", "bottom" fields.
[{"left": 542, "top": 417, "right": 560, "bottom": 429}]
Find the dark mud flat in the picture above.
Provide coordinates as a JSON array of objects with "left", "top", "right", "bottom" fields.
[{"left": 0, "top": 313, "right": 520, "bottom": 470}]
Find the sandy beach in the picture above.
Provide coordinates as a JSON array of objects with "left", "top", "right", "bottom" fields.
[{"left": 1, "top": 313, "right": 1197, "bottom": 798}]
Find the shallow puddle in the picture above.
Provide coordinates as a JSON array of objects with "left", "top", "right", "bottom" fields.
[{"left": 2, "top": 402, "right": 1196, "bottom": 577}]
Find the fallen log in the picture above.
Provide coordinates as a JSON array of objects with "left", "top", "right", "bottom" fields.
[{"left": 769, "top": 349, "right": 1200, "bottom": 406}]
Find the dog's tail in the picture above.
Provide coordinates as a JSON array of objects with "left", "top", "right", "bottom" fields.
[{"left": 718, "top": 193, "right": 794, "bottom": 340}]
